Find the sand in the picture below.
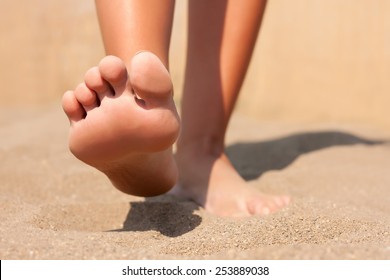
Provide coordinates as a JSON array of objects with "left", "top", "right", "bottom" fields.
[
  {"left": 1, "top": 0, "right": 390, "bottom": 261},
  {"left": 1, "top": 103, "right": 390, "bottom": 260}
]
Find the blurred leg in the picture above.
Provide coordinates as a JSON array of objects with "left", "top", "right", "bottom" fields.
[
  {"left": 174, "top": 0, "right": 290, "bottom": 216},
  {"left": 179, "top": 0, "right": 265, "bottom": 148}
]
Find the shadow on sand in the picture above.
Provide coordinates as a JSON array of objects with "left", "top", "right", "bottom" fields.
[
  {"left": 115, "top": 130, "right": 386, "bottom": 236},
  {"left": 226, "top": 130, "right": 386, "bottom": 180},
  {"left": 111, "top": 198, "right": 201, "bottom": 237}
]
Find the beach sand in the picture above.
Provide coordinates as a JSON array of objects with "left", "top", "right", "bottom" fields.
[{"left": 1, "top": 104, "right": 389, "bottom": 259}]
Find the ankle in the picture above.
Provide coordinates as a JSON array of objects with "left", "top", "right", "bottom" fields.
[{"left": 176, "top": 137, "right": 225, "bottom": 159}]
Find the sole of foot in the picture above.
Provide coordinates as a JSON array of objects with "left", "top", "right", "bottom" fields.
[{"left": 62, "top": 52, "right": 180, "bottom": 196}]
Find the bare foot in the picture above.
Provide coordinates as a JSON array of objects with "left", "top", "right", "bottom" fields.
[
  {"left": 172, "top": 151, "right": 290, "bottom": 217},
  {"left": 62, "top": 52, "right": 180, "bottom": 196}
]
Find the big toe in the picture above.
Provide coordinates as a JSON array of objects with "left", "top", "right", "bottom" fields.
[{"left": 129, "top": 51, "right": 173, "bottom": 107}]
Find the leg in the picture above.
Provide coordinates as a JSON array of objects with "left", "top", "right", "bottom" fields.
[
  {"left": 62, "top": 0, "right": 180, "bottom": 196},
  {"left": 172, "top": 0, "right": 289, "bottom": 216},
  {"left": 95, "top": 0, "right": 175, "bottom": 68}
]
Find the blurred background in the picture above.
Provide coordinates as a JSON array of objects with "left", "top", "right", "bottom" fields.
[{"left": 1, "top": 0, "right": 389, "bottom": 129}]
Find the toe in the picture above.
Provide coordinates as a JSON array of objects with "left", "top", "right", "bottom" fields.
[
  {"left": 129, "top": 52, "right": 173, "bottom": 107},
  {"left": 268, "top": 195, "right": 290, "bottom": 213},
  {"left": 247, "top": 194, "right": 290, "bottom": 216},
  {"left": 84, "top": 66, "right": 114, "bottom": 101},
  {"left": 251, "top": 201, "right": 271, "bottom": 216},
  {"left": 62, "top": 90, "right": 85, "bottom": 123},
  {"left": 98, "top": 55, "right": 128, "bottom": 95},
  {"left": 274, "top": 195, "right": 290, "bottom": 208},
  {"left": 74, "top": 83, "right": 99, "bottom": 111}
]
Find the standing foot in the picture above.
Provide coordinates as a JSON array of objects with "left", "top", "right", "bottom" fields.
[{"left": 171, "top": 151, "right": 290, "bottom": 217}]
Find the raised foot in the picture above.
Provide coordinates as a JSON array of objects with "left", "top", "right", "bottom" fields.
[
  {"left": 62, "top": 52, "right": 180, "bottom": 196},
  {"left": 171, "top": 153, "right": 290, "bottom": 217}
]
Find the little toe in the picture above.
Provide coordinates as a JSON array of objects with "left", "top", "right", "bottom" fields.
[
  {"left": 84, "top": 66, "right": 114, "bottom": 101},
  {"left": 74, "top": 83, "right": 99, "bottom": 112},
  {"left": 275, "top": 196, "right": 290, "bottom": 208},
  {"left": 267, "top": 196, "right": 290, "bottom": 213},
  {"left": 62, "top": 90, "right": 86, "bottom": 123},
  {"left": 98, "top": 56, "right": 128, "bottom": 95}
]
